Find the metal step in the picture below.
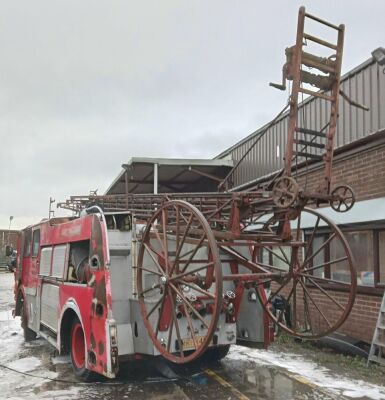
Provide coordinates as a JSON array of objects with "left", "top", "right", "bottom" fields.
[
  {"left": 295, "top": 127, "right": 327, "bottom": 138},
  {"left": 294, "top": 138, "right": 325, "bottom": 149},
  {"left": 294, "top": 151, "right": 323, "bottom": 160}
]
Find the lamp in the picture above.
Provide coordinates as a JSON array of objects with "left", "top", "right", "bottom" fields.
[{"left": 372, "top": 47, "right": 385, "bottom": 66}]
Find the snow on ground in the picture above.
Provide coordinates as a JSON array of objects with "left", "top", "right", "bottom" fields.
[
  {"left": 7, "top": 356, "right": 42, "bottom": 372},
  {"left": 227, "top": 345, "right": 385, "bottom": 400}
]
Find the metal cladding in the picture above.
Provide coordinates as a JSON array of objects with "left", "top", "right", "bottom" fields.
[{"left": 217, "top": 57, "right": 385, "bottom": 189}]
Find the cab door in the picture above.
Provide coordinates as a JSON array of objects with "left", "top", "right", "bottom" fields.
[{"left": 21, "top": 227, "right": 41, "bottom": 331}]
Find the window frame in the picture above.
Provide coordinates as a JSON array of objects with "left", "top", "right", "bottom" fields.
[
  {"left": 23, "top": 229, "right": 32, "bottom": 258},
  {"left": 32, "top": 229, "right": 40, "bottom": 258},
  {"left": 304, "top": 223, "right": 384, "bottom": 295}
]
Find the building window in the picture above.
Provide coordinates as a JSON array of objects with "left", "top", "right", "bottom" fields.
[
  {"left": 345, "top": 231, "right": 374, "bottom": 286},
  {"left": 307, "top": 228, "right": 379, "bottom": 289},
  {"left": 378, "top": 231, "right": 385, "bottom": 284}
]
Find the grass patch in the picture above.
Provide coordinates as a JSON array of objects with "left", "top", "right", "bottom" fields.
[{"left": 271, "top": 332, "right": 385, "bottom": 385}]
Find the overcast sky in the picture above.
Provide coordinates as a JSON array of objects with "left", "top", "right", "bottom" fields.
[{"left": 1, "top": 0, "right": 384, "bottom": 229}]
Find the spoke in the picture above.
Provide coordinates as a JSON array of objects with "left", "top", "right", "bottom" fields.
[
  {"left": 170, "top": 262, "right": 214, "bottom": 282},
  {"left": 296, "top": 211, "right": 302, "bottom": 241},
  {"left": 300, "top": 272, "right": 351, "bottom": 287},
  {"left": 179, "top": 280, "right": 215, "bottom": 299},
  {"left": 147, "top": 293, "right": 165, "bottom": 318},
  {"left": 303, "top": 216, "right": 320, "bottom": 262},
  {"left": 141, "top": 283, "right": 161, "bottom": 296},
  {"left": 302, "top": 233, "right": 336, "bottom": 266},
  {"left": 180, "top": 235, "right": 206, "bottom": 274},
  {"left": 306, "top": 276, "right": 346, "bottom": 311},
  {"left": 274, "top": 283, "right": 295, "bottom": 326},
  {"left": 144, "top": 242, "right": 165, "bottom": 275},
  {"left": 220, "top": 245, "right": 282, "bottom": 274},
  {"left": 262, "top": 246, "right": 290, "bottom": 266},
  {"left": 278, "top": 246, "right": 291, "bottom": 265},
  {"left": 254, "top": 278, "right": 275, "bottom": 286},
  {"left": 172, "top": 205, "right": 189, "bottom": 224},
  {"left": 265, "top": 277, "right": 291, "bottom": 306},
  {"left": 167, "top": 287, "right": 184, "bottom": 358},
  {"left": 152, "top": 220, "right": 167, "bottom": 258},
  {"left": 172, "top": 214, "right": 194, "bottom": 275},
  {"left": 293, "top": 280, "right": 297, "bottom": 330},
  {"left": 155, "top": 289, "right": 168, "bottom": 338},
  {"left": 179, "top": 247, "right": 199, "bottom": 260},
  {"left": 166, "top": 311, "right": 175, "bottom": 352},
  {"left": 176, "top": 205, "right": 180, "bottom": 271},
  {"left": 169, "top": 282, "right": 209, "bottom": 329},
  {"left": 161, "top": 209, "right": 169, "bottom": 274},
  {"left": 298, "top": 279, "right": 332, "bottom": 328},
  {"left": 183, "top": 302, "right": 198, "bottom": 349},
  {"left": 304, "top": 256, "right": 348, "bottom": 274},
  {"left": 302, "top": 281, "right": 313, "bottom": 334},
  {"left": 139, "top": 266, "right": 163, "bottom": 277}
]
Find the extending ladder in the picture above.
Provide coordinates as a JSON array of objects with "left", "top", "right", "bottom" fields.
[
  {"left": 270, "top": 6, "right": 345, "bottom": 195},
  {"left": 368, "top": 291, "right": 385, "bottom": 366}
]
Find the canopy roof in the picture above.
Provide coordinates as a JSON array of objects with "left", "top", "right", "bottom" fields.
[{"left": 105, "top": 157, "right": 233, "bottom": 195}]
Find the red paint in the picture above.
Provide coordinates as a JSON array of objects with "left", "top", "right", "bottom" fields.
[
  {"left": 15, "top": 213, "right": 114, "bottom": 378},
  {"left": 158, "top": 293, "right": 172, "bottom": 331}
]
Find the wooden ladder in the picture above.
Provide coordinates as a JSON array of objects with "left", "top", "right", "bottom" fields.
[
  {"left": 270, "top": 6, "right": 345, "bottom": 195},
  {"left": 368, "top": 291, "right": 385, "bottom": 366}
]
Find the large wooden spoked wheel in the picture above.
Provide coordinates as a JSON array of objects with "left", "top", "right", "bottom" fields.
[
  {"left": 259, "top": 207, "right": 356, "bottom": 339},
  {"left": 137, "top": 200, "right": 223, "bottom": 363}
]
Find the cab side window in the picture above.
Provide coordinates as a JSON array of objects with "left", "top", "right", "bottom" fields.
[
  {"left": 32, "top": 230, "right": 40, "bottom": 257},
  {"left": 23, "top": 229, "right": 32, "bottom": 257}
]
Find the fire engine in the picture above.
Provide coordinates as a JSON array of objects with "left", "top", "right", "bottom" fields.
[
  {"left": 12, "top": 7, "right": 361, "bottom": 381},
  {"left": 12, "top": 207, "right": 270, "bottom": 380}
]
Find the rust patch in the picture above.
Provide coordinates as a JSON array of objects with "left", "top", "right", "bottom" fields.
[
  {"left": 98, "top": 341, "right": 105, "bottom": 355},
  {"left": 94, "top": 276, "right": 107, "bottom": 306},
  {"left": 90, "top": 333, "right": 96, "bottom": 349},
  {"left": 95, "top": 302, "right": 104, "bottom": 316}
]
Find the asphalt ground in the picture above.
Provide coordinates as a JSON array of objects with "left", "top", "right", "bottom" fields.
[{"left": 0, "top": 272, "right": 382, "bottom": 400}]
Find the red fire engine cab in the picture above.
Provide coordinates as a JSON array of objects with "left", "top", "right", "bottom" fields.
[{"left": 13, "top": 207, "right": 271, "bottom": 380}]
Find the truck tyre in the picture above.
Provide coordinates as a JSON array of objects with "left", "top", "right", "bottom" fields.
[
  {"left": 70, "top": 317, "right": 98, "bottom": 382},
  {"left": 20, "top": 303, "right": 37, "bottom": 342},
  {"left": 203, "top": 345, "right": 231, "bottom": 362}
]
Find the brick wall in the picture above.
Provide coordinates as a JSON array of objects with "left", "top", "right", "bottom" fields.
[
  {"left": 0, "top": 230, "right": 18, "bottom": 254},
  {"left": 296, "top": 141, "right": 385, "bottom": 201},
  {"left": 291, "top": 138, "right": 385, "bottom": 343}
]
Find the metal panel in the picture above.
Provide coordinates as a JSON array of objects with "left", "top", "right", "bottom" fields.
[
  {"left": 39, "top": 247, "right": 52, "bottom": 276},
  {"left": 218, "top": 57, "right": 385, "bottom": 188},
  {"left": 51, "top": 245, "right": 67, "bottom": 279},
  {"left": 40, "top": 283, "right": 59, "bottom": 331}
]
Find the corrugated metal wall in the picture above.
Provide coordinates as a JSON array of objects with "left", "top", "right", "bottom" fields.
[{"left": 218, "top": 57, "right": 385, "bottom": 188}]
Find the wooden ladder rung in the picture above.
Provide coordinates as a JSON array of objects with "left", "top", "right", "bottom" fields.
[
  {"left": 295, "top": 127, "right": 327, "bottom": 138},
  {"left": 301, "top": 51, "right": 336, "bottom": 74},
  {"left": 304, "top": 12, "right": 342, "bottom": 31},
  {"left": 294, "top": 151, "right": 323, "bottom": 160},
  {"left": 303, "top": 33, "right": 338, "bottom": 50},
  {"left": 294, "top": 138, "right": 325, "bottom": 149},
  {"left": 299, "top": 87, "right": 334, "bottom": 101}
]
